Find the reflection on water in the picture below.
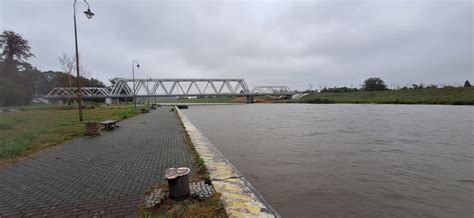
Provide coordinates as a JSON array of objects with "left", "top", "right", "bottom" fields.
[{"left": 184, "top": 104, "right": 474, "bottom": 217}]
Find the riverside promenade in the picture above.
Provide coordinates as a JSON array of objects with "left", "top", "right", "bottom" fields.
[{"left": 0, "top": 107, "right": 195, "bottom": 217}]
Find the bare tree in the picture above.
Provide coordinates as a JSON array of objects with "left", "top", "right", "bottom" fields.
[
  {"left": 59, "top": 53, "right": 75, "bottom": 87},
  {"left": 58, "top": 53, "right": 90, "bottom": 104},
  {"left": 58, "top": 53, "right": 90, "bottom": 86}
]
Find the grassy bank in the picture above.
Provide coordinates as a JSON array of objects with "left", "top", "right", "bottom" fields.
[
  {"left": 289, "top": 87, "right": 474, "bottom": 105},
  {"left": 0, "top": 105, "right": 139, "bottom": 166}
]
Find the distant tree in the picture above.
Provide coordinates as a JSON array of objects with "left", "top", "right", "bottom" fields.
[
  {"left": 362, "top": 77, "right": 388, "bottom": 91},
  {"left": 58, "top": 53, "right": 90, "bottom": 85},
  {"left": 0, "top": 79, "right": 30, "bottom": 106},
  {"left": 84, "top": 77, "right": 105, "bottom": 87},
  {"left": 418, "top": 82, "right": 424, "bottom": 89},
  {"left": 0, "top": 30, "right": 35, "bottom": 75},
  {"left": 465, "top": 80, "right": 471, "bottom": 87},
  {"left": 320, "top": 86, "right": 359, "bottom": 93},
  {"left": 425, "top": 84, "right": 438, "bottom": 89},
  {"left": 0, "top": 30, "right": 36, "bottom": 106},
  {"left": 33, "top": 71, "right": 105, "bottom": 95}
]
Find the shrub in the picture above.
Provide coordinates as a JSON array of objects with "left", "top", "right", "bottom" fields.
[
  {"left": 362, "top": 77, "right": 388, "bottom": 91},
  {"left": 452, "top": 100, "right": 474, "bottom": 105},
  {"left": 306, "top": 98, "right": 335, "bottom": 104},
  {"left": 0, "top": 79, "right": 30, "bottom": 107}
]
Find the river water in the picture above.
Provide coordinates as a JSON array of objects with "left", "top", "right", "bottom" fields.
[{"left": 183, "top": 104, "right": 473, "bottom": 217}]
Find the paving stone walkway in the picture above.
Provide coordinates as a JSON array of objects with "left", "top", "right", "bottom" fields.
[{"left": 0, "top": 107, "right": 195, "bottom": 217}]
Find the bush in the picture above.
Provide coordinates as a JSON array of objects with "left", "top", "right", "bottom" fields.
[
  {"left": 362, "top": 77, "right": 388, "bottom": 91},
  {"left": 320, "top": 86, "right": 359, "bottom": 93},
  {"left": 0, "top": 79, "right": 31, "bottom": 107},
  {"left": 306, "top": 98, "right": 335, "bottom": 104},
  {"left": 452, "top": 100, "right": 474, "bottom": 105}
]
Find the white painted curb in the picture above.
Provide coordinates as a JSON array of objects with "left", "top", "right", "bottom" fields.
[{"left": 176, "top": 106, "right": 280, "bottom": 217}]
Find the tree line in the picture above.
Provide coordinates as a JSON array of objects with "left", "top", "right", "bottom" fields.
[
  {"left": 0, "top": 30, "right": 105, "bottom": 107},
  {"left": 315, "top": 77, "right": 471, "bottom": 93}
]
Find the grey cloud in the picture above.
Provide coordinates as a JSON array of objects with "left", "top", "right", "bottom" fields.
[{"left": 1, "top": 0, "right": 472, "bottom": 89}]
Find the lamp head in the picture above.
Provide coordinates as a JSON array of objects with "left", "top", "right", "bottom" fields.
[{"left": 84, "top": 8, "right": 95, "bottom": 19}]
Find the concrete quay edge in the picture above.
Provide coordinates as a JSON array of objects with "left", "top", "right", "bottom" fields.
[{"left": 175, "top": 107, "right": 280, "bottom": 218}]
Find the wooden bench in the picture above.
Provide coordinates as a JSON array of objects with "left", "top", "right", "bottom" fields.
[{"left": 100, "top": 120, "right": 119, "bottom": 130}]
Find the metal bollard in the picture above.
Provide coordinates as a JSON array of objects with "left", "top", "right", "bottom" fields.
[{"left": 165, "top": 167, "right": 190, "bottom": 201}]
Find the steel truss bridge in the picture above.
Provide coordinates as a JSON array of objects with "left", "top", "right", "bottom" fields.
[{"left": 45, "top": 78, "right": 296, "bottom": 100}]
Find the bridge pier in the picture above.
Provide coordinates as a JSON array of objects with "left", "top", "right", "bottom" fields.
[
  {"left": 245, "top": 95, "right": 254, "bottom": 104},
  {"left": 105, "top": 98, "right": 119, "bottom": 105}
]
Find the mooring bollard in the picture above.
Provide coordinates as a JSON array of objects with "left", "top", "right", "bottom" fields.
[
  {"left": 84, "top": 122, "right": 100, "bottom": 135},
  {"left": 165, "top": 167, "right": 190, "bottom": 201}
]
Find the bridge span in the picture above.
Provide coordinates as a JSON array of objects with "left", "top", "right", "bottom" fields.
[{"left": 45, "top": 78, "right": 297, "bottom": 103}]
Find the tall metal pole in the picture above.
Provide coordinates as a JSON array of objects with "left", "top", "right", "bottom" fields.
[
  {"left": 147, "top": 78, "right": 150, "bottom": 106},
  {"left": 132, "top": 63, "right": 136, "bottom": 108},
  {"left": 132, "top": 60, "right": 139, "bottom": 108},
  {"left": 73, "top": 0, "right": 83, "bottom": 121},
  {"left": 72, "top": 0, "right": 94, "bottom": 121}
]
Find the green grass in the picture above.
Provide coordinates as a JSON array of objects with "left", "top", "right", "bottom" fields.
[
  {"left": 289, "top": 87, "right": 474, "bottom": 105},
  {"left": 112, "top": 107, "right": 141, "bottom": 119},
  {"left": 0, "top": 105, "right": 139, "bottom": 164},
  {"left": 140, "top": 193, "right": 227, "bottom": 217},
  {"left": 0, "top": 117, "right": 25, "bottom": 130},
  {"left": 0, "top": 131, "right": 36, "bottom": 158},
  {"left": 198, "top": 157, "right": 205, "bottom": 168}
]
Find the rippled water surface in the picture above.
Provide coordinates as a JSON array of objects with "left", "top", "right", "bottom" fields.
[{"left": 184, "top": 104, "right": 473, "bottom": 217}]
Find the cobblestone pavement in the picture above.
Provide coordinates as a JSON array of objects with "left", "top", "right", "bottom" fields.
[{"left": 0, "top": 107, "right": 195, "bottom": 217}]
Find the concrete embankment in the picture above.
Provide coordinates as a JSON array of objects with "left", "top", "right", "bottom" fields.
[{"left": 176, "top": 107, "right": 280, "bottom": 217}]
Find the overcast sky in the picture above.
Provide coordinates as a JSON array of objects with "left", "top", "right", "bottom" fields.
[{"left": 1, "top": 0, "right": 472, "bottom": 89}]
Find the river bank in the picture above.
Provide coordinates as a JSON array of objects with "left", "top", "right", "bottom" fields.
[{"left": 287, "top": 87, "right": 474, "bottom": 105}]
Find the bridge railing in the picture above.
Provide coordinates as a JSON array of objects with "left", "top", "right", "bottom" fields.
[
  {"left": 109, "top": 78, "right": 250, "bottom": 96},
  {"left": 46, "top": 87, "right": 111, "bottom": 99},
  {"left": 45, "top": 78, "right": 296, "bottom": 99},
  {"left": 250, "top": 86, "right": 294, "bottom": 95}
]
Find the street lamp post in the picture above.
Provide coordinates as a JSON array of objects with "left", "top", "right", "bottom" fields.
[
  {"left": 73, "top": 0, "right": 94, "bottom": 121},
  {"left": 147, "top": 78, "right": 151, "bottom": 106},
  {"left": 132, "top": 60, "right": 140, "bottom": 108}
]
